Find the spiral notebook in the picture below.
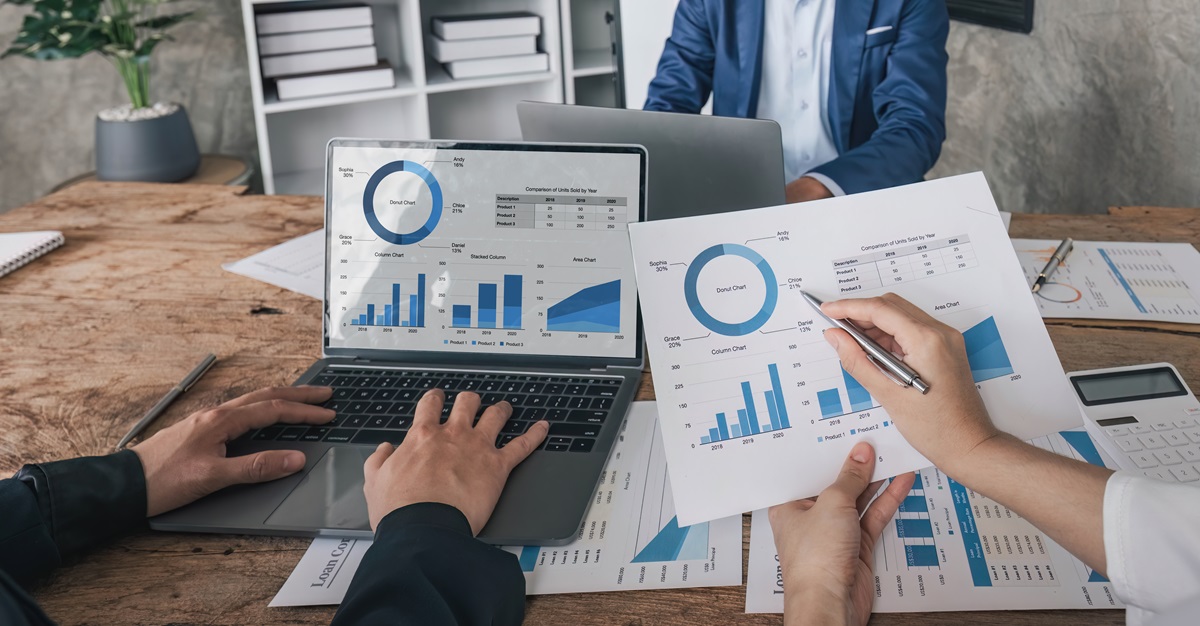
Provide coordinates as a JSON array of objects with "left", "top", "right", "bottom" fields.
[{"left": 0, "top": 231, "right": 64, "bottom": 278}]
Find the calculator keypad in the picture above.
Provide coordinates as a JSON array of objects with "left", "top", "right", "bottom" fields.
[{"left": 1102, "top": 417, "right": 1200, "bottom": 482}]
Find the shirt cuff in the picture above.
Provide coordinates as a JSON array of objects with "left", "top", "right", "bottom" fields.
[
  {"left": 375, "top": 502, "right": 474, "bottom": 540},
  {"left": 803, "top": 172, "right": 846, "bottom": 197},
  {"left": 17, "top": 450, "right": 149, "bottom": 561}
]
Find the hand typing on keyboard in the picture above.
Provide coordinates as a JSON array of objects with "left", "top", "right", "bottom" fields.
[{"left": 362, "top": 389, "right": 549, "bottom": 534}]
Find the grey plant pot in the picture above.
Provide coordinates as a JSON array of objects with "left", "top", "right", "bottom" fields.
[{"left": 95, "top": 105, "right": 201, "bottom": 182}]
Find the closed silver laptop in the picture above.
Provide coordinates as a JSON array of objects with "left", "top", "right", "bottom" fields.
[
  {"left": 519, "top": 101, "right": 786, "bottom": 220},
  {"left": 151, "top": 139, "right": 648, "bottom": 546}
]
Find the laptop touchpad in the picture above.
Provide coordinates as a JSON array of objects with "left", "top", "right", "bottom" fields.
[{"left": 265, "top": 447, "right": 371, "bottom": 530}]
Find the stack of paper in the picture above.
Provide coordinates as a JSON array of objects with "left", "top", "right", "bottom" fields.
[
  {"left": 428, "top": 13, "right": 548, "bottom": 80},
  {"left": 270, "top": 403, "right": 743, "bottom": 606}
]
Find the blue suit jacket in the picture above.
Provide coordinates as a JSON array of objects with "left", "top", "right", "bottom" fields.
[{"left": 644, "top": 0, "right": 949, "bottom": 195}]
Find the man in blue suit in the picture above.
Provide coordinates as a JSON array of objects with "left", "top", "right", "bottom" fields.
[{"left": 645, "top": 0, "right": 949, "bottom": 202}]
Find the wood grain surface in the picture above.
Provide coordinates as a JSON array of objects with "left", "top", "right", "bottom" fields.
[{"left": 6, "top": 183, "right": 1195, "bottom": 625}]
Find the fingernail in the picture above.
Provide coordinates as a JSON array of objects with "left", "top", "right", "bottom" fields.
[
  {"left": 823, "top": 331, "right": 839, "bottom": 349},
  {"left": 850, "top": 442, "right": 870, "bottom": 464},
  {"left": 284, "top": 452, "right": 305, "bottom": 472}
]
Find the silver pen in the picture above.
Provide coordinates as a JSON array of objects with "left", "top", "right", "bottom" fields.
[
  {"left": 115, "top": 354, "right": 218, "bottom": 450},
  {"left": 1031, "top": 238, "right": 1074, "bottom": 293},
  {"left": 800, "top": 292, "right": 930, "bottom": 395}
]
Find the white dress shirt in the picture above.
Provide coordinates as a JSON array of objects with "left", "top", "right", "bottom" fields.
[
  {"left": 756, "top": 0, "right": 843, "bottom": 195},
  {"left": 1103, "top": 472, "right": 1200, "bottom": 625}
]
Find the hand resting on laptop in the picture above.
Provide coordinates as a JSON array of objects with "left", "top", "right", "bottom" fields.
[{"left": 132, "top": 385, "right": 335, "bottom": 517}]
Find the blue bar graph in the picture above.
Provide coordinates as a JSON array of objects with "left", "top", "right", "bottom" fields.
[
  {"left": 452, "top": 305, "right": 472, "bottom": 328},
  {"left": 905, "top": 545, "right": 939, "bottom": 567},
  {"left": 896, "top": 519, "right": 934, "bottom": 538},
  {"left": 349, "top": 275, "right": 427, "bottom": 328},
  {"left": 478, "top": 283, "right": 497, "bottom": 328},
  {"left": 818, "top": 389, "right": 844, "bottom": 419},
  {"left": 698, "top": 363, "right": 794, "bottom": 445},
  {"left": 843, "top": 367, "right": 875, "bottom": 412},
  {"left": 450, "top": 275, "right": 523, "bottom": 330},
  {"left": 715, "top": 413, "right": 730, "bottom": 440},
  {"left": 899, "top": 495, "right": 928, "bottom": 513},
  {"left": 764, "top": 391, "right": 781, "bottom": 430},
  {"left": 503, "top": 275, "right": 522, "bottom": 329},
  {"left": 701, "top": 435, "right": 711, "bottom": 444},
  {"left": 767, "top": 364, "right": 791, "bottom": 428}
]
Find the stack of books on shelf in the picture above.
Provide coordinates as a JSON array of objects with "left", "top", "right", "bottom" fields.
[
  {"left": 256, "top": 4, "right": 394, "bottom": 101},
  {"left": 428, "top": 12, "right": 548, "bottom": 80}
]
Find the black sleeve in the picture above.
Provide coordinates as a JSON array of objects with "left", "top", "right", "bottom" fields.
[
  {"left": 0, "top": 451, "right": 148, "bottom": 587},
  {"left": 332, "top": 503, "right": 526, "bottom": 626}
]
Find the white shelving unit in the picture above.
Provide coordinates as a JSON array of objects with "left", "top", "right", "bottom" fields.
[{"left": 243, "top": 0, "right": 620, "bottom": 195}]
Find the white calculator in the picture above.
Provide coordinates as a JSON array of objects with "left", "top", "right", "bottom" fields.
[{"left": 1069, "top": 363, "right": 1200, "bottom": 483}]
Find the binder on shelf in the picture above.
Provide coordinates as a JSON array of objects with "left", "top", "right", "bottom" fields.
[
  {"left": 261, "top": 46, "right": 378, "bottom": 78},
  {"left": 255, "top": 5, "right": 373, "bottom": 36},
  {"left": 275, "top": 62, "right": 396, "bottom": 101},
  {"left": 258, "top": 26, "right": 375, "bottom": 57},
  {"left": 444, "top": 52, "right": 549, "bottom": 80},
  {"left": 428, "top": 34, "right": 537, "bottom": 63},
  {"left": 431, "top": 12, "right": 542, "bottom": 41}
]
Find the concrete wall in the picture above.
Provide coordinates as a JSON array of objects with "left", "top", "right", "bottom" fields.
[
  {"left": 0, "top": 0, "right": 256, "bottom": 213},
  {"left": 2, "top": 0, "right": 1199, "bottom": 214},
  {"left": 928, "top": 0, "right": 1200, "bottom": 213}
]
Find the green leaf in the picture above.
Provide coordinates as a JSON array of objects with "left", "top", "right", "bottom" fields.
[{"left": 135, "top": 11, "right": 194, "bottom": 31}]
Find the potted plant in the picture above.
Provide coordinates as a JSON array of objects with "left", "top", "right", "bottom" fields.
[{"left": 3, "top": 0, "right": 201, "bottom": 182}]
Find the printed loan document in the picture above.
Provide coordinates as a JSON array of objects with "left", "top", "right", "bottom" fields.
[
  {"left": 1012, "top": 239, "right": 1200, "bottom": 323},
  {"left": 270, "top": 402, "right": 742, "bottom": 606},
  {"left": 627, "top": 172, "right": 1081, "bottom": 526},
  {"left": 223, "top": 229, "right": 324, "bottom": 299},
  {"left": 745, "top": 429, "right": 1124, "bottom": 613}
]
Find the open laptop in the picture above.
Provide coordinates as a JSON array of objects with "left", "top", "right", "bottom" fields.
[
  {"left": 518, "top": 102, "right": 786, "bottom": 220},
  {"left": 151, "top": 139, "right": 648, "bottom": 546}
]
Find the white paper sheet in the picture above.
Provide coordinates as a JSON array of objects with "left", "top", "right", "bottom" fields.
[
  {"left": 1013, "top": 239, "right": 1200, "bottom": 323},
  {"left": 223, "top": 229, "right": 324, "bottom": 299},
  {"left": 270, "top": 537, "right": 369, "bottom": 607},
  {"left": 501, "top": 402, "right": 743, "bottom": 594},
  {"left": 270, "top": 402, "right": 742, "bottom": 607},
  {"left": 999, "top": 210, "right": 1013, "bottom": 231},
  {"left": 627, "top": 173, "right": 1081, "bottom": 525},
  {"left": 745, "top": 430, "right": 1124, "bottom": 613}
]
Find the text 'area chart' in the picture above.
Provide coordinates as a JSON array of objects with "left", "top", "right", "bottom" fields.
[{"left": 325, "top": 145, "right": 642, "bottom": 359}]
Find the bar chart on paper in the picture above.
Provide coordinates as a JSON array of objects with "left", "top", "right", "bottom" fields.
[
  {"left": 746, "top": 430, "right": 1125, "bottom": 614},
  {"left": 698, "top": 363, "right": 793, "bottom": 445}
]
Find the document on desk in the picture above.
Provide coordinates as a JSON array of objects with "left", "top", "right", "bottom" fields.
[
  {"left": 270, "top": 536, "right": 369, "bottom": 607},
  {"left": 499, "top": 401, "right": 742, "bottom": 594},
  {"left": 627, "top": 172, "right": 1080, "bottom": 526},
  {"left": 745, "top": 429, "right": 1125, "bottom": 613},
  {"left": 223, "top": 229, "right": 324, "bottom": 299},
  {"left": 1013, "top": 239, "right": 1200, "bottom": 323},
  {"left": 269, "top": 402, "right": 742, "bottom": 606}
]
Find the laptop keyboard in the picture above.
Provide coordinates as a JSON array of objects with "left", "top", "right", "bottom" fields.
[{"left": 242, "top": 369, "right": 622, "bottom": 453}]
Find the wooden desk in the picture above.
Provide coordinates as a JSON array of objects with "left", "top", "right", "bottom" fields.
[{"left": 3, "top": 184, "right": 1197, "bottom": 625}]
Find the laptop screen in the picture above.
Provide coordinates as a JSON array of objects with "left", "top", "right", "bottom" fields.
[{"left": 324, "top": 141, "right": 645, "bottom": 362}]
